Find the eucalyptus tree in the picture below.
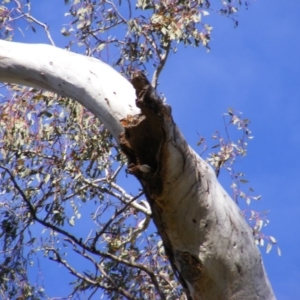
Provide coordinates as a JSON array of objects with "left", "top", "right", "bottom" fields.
[{"left": 0, "top": 1, "right": 275, "bottom": 299}]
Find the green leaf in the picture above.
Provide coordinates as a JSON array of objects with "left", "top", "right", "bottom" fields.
[
  {"left": 69, "top": 216, "right": 75, "bottom": 226},
  {"left": 277, "top": 247, "right": 282, "bottom": 256},
  {"left": 266, "top": 243, "right": 272, "bottom": 254}
]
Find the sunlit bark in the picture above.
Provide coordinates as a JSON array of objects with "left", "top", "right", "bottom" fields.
[
  {"left": 0, "top": 40, "right": 138, "bottom": 141},
  {"left": 0, "top": 40, "right": 275, "bottom": 300}
]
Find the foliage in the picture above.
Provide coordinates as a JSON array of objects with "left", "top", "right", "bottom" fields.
[{"left": 0, "top": 0, "right": 277, "bottom": 299}]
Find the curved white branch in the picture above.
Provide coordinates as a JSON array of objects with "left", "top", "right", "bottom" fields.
[{"left": 0, "top": 40, "right": 139, "bottom": 141}]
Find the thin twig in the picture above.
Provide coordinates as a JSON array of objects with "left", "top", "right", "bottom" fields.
[
  {"left": 82, "top": 177, "right": 151, "bottom": 215},
  {"left": 47, "top": 247, "right": 138, "bottom": 300},
  {"left": 105, "top": 0, "right": 127, "bottom": 23},
  {"left": 91, "top": 190, "right": 145, "bottom": 248},
  {"left": 14, "top": 1, "right": 55, "bottom": 46},
  {"left": 65, "top": 237, "right": 166, "bottom": 300},
  {"left": 152, "top": 42, "right": 171, "bottom": 88}
]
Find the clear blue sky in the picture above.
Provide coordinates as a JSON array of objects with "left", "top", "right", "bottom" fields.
[{"left": 8, "top": 0, "right": 300, "bottom": 299}]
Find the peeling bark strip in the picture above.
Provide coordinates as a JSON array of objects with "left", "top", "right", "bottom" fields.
[{"left": 120, "top": 73, "right": 275, "bottom": 300}]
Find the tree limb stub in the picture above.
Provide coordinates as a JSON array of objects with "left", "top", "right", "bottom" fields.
[{"left": 120, "top": 72, "right": 275, "bottom": 300}]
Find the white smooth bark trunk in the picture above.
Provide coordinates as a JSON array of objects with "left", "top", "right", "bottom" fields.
[{"left": 0, "top": 40, "right": 275, "bottom": 300}]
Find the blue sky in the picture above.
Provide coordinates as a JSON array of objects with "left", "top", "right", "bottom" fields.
[{"left": 6, "top": 0, "right": 300, "bottom": 299}]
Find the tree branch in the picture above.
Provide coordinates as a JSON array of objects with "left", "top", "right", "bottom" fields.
[
  {"left": 47, "top": 247, "right": 138, "bottom": 300},
  {"left": 0, "top": 163, "right": 165, "bottom": 298},
  {"left": 0, "top": 41, "right": 275, "bottom": 299},
  {"left": 0, "top": 40, "right": 139, "bottom": 141}
]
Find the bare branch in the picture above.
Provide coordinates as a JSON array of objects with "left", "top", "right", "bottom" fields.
[
  {"left": 82, "top": 177, "right": 151, "bottom": 215},
  {"left": 14, "top": 0, "right": 55, "bottom": 46},
  {"left": 47, "top": 247, "right": 138, "bottom": 300},
  {"left": 0, "top": 40, "right": 139, "bottom": 141},
  {"left": 152, "top": 43, "right": 171, "bottom": 88}
]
